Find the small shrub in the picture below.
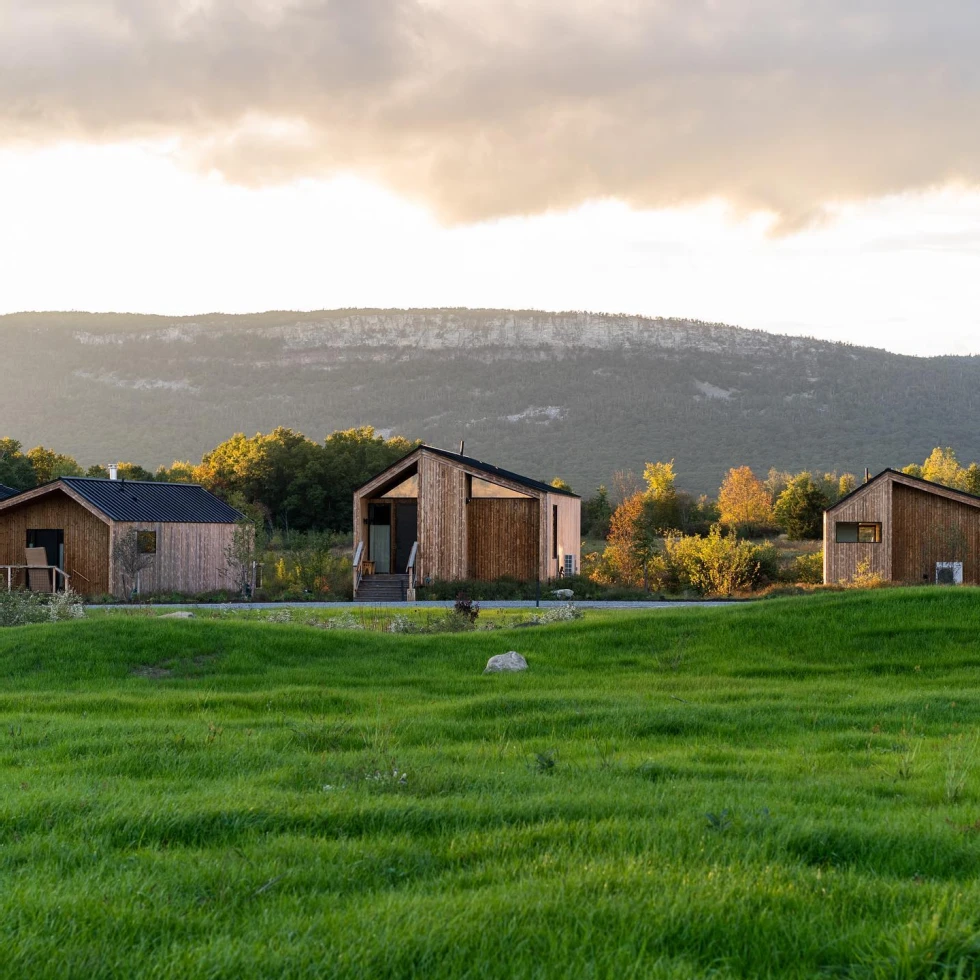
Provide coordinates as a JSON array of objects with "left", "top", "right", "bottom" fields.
[
  {"left": 266, "top": 609, "right": 292, "bottom": 624},
  {"left": 846, "top": 558, "right": 887, "bottom": 589},
  {"left": 528, "top": 603, "right": 583, "bottom": 625},
  {"left": 47, "top": 588, "right": 85, "bottom": 621},
  {"left": 793, "top": 551, "right": 824, "bottom": 585},
  {"left": 453, "top": 592, "right": 480, "bottom": 623},
  {"left": 665, "top": 525, "right": 774, "bottom": 596},
  {"left": 319, "top": 612, "right": 365, "bottom": 631},
  {"left": 0, "top": 590, "right": 50, "bottom": 627},
  {"left": 388, "top": 614, "right": 421, "bottom": 634}
]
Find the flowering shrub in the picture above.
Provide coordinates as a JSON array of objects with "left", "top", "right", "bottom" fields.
[
  {"left": 47, "top": 588, "right": 85, "bottom": 621},
  {"left": 0, "top": 590, "right": 50, "bottom": 627},
  {"left": 528, "top": 603, "right": 582, "bottom": 625},
  {"left": 0, "top": 588, "right": 85, "bottom": 626}
]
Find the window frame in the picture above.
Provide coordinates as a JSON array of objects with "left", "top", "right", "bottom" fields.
[
  {"left": 835, "top": 521, "right": 882, "bottom": 544},
  {"left": 136, "top": 530, "right": 158, "bottom": 555}
]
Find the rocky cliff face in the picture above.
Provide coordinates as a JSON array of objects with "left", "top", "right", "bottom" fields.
[
  {"left": 69, "top": 309, "right": 820, "bottom": 355},
  {"left": 1, "top": 309, "right": 976, "bottom": 495}
]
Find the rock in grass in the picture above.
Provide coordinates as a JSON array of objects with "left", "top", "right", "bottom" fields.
[
  {"left": 484, "top": 652, "right": 528, "bottom": 674},
  {"left": 159, "top": 611, "right": 195, "bottom": 619},
  {"left": 553, "top": 589, "right": 574, "bottom": 600}
]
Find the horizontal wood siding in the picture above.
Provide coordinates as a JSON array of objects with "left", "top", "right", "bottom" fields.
[
  {"left": 823, "top": 479, "right": 891, "bottom": 584},
  {"left": 468, "top": 499, "right": 539, "bottom": 581},
  {"left": 891, "top": 484, "right": 980, "bottom": 584},
  {"left": 0, "top": 490, "right": 110, "bottom": 594},
  {"left": 110, "top": 522, "right": 239, "bottom": 595}
]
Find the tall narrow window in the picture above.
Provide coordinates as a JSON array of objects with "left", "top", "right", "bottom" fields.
[{"left": 552, "top": 505, "right": 559, "bottom": 559}]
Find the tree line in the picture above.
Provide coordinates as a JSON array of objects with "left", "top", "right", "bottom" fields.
[
  {"left": 3, "top": 431, "right": 978, "bottom": 545},
  {"left": 0, "top": 428, "right": 417, "bottom": 534}
]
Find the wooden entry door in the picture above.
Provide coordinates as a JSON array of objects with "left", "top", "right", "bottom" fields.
[{"left": 467, "top": 499, "right": 538, "bottom": 581}]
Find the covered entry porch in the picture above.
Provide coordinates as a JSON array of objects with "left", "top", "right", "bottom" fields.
[{"left": 352, "top": 446, "right": 580, "bottom": 601}]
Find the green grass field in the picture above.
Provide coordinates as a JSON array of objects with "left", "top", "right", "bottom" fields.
[{"left": 3, "top": 590, "right": 980, "bottom": 978}]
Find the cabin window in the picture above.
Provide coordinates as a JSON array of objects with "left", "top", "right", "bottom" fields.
[
  {"left": 552, "top": 505, "right": 559, "bottom": 559},
  {"left": 137, "top": 530, "right": 157, "bottom": 555},
  {"left": 835, "top": 522, "right": 881, "bottom": 544}
]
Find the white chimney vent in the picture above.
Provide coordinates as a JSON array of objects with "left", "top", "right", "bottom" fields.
[{"left": 108, "top": 464, "right": 119, "bottom": 481}]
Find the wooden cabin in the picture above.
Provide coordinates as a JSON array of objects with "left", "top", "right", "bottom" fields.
[
  {"left": 824, "top": 469, "right": 980, "bottom": 585},
  {"left": 353, "top": 446, "right": 581, "bottom": 600},
  {"left": 0, "top": 476, "right": 244, "bottom": 597}
]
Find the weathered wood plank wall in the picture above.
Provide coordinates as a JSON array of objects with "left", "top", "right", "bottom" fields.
[
  {"left": 354, "top": 448, "right": 582, "bottom": 585},
  {"left": 418, "top": 453, "right": 468, "bottom": 582},
  {"left": 892, "top": 485, "right": 980, "bottom": 584},
  {"left": 467, "top": 499, "right": 538, "bottom": 580},
  {"left": 0, "top": 490, "right": 110, "bottom": 593},
  {"left": 110, "top": 522, "right": 240, "bottom": 595},
  {"left": 823, "top": 479, "right": 892, "bottom": 584}
]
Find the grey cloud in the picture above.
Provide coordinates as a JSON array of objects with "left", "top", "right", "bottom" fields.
[{"left": 2, "top": 0, "right": 980, "bottom": 225}]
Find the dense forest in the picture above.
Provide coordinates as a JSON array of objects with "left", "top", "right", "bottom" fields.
[{"left": 4, "top": 309, "right": 980, "bottom": 495}]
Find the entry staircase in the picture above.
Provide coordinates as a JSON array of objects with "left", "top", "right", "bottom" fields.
[{"left": 355, "top": 573, "right": 409, "bottom": 602}]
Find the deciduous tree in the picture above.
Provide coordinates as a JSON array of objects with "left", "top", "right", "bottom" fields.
[{"left": 718, "top": 466, "right": 773, "bottom": 532}]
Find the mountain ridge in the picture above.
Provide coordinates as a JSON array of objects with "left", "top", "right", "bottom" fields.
[{"left": 2, "top": 308, "right": 978, "bottom": 494}]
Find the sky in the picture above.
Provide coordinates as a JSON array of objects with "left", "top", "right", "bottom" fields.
[{"left": 2, "top": 0, "right": 979, "bottom": 357}]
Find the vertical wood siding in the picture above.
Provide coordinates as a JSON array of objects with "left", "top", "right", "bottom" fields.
[
  {"left": 418, "top": 453, "right": 468, "bottom": 581},
  {"left": 467, "top": 499, "right": 539, "bottom": 580},
  {"left": 0, "top": 491, "right": 110, "bottom": 594},
  {"left": 353, "top": 448, "right": 582, "bottom": 586},
  {"left": 891, "top": 484, "right": 980, "bottom": 584},
  {"left": 548, "top": 492, "right": 582, "bottom": 579},
  {"left": 110, "top": 522, "right": 239, "bottom": 595},
  {"left": 823, "top": 479, "right": 892, "bottom": 584}
]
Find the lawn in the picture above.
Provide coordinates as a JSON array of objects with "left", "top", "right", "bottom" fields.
[{"left": 2, "top": 589, "right": 980, "bottom": 978}]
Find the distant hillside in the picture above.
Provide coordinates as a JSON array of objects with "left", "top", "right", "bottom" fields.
[{"left": 3, "top": 308, "right": 979, "bottom": 495}]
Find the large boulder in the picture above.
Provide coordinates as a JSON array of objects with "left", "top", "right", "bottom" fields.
[{"left": 484, "top": 651, "right": 528, "bottom": 674}]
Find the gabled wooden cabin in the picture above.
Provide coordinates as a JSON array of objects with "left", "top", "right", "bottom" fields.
[
  {"left": 824, "top": 469, "right": 980, "bottom": 585},
  {"left": 353, "top": 446, "right": 581, "bottom": 600},
  {"left": 0, "top": 476, "right": 244, "bottom": 597}
]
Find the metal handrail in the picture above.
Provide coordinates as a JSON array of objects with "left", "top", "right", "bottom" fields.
[
  {"left": 353, "top": 542, "right": 364, "bottom": 594},
  {"left": 2, "top": 565, "right": 71, "bottom": 593},
  {"left": 406, "top": 541, "right": 418, "bottom": 593}
]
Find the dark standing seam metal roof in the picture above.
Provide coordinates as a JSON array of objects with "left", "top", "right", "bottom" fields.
[
  {"left": 356, "top": 445, "right": 580, "bottom": 498},
  {"left": 59, "top": 478, "right": 245, "bottom": 523},
  {"left": 0, "top": 483, "right": 19, "bottom": 502}
]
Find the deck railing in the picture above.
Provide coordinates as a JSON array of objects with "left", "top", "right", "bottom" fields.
[
  {"left": 352, "top": 542, "right": 364, "bottom": 595},
  {"left": 2, "top": 565, "right": 72, "bottom": 593},
  {"left": 406, "top": 541, "right": 418, "bottom": 594}
]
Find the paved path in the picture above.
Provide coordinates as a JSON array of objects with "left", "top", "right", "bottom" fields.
[{"left": 91, "top": 599, "right": 742, "bottom": 611}]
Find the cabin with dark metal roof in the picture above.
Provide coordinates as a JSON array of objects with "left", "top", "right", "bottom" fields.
[
  {"left": 353, "top": 445, "right": 581, "bottom": 600},
  {"left": 0, "top": 476, "right": 244, "bottom": 597},
  {"left": 824, "top": 468, "right": 980, "bottom": 585}
]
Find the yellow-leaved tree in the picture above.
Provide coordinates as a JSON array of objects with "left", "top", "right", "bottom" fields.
[{"left": 717, "top": 466, "right": 773, "bottom": 533}]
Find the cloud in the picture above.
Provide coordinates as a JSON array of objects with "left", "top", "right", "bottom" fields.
[{"left": 3, "top": 0, "right": 980, "bottom": 226}]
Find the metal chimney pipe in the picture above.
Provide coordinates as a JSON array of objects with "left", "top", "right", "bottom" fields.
[
  {"left": 108, "top": 464, "right": 119, "bottom": 481},
  {"left": 864, "top": 468, "right": 871, "bottom": 483},
  {"left": 459, "top": 440, "right": 465, "bottom": 455}
]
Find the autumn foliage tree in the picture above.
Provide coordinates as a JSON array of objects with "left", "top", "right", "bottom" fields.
[{"left": 717, "top": 466, "right": 773, "bottom": 533}]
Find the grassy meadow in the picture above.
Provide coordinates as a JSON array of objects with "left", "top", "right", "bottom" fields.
[{"left": 3, "top": 590, "right": 980, "bottom": 977}]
